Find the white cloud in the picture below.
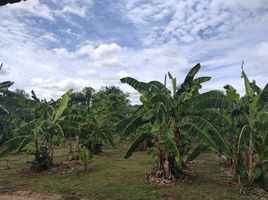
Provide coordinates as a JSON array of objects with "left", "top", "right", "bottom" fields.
[
  {"left": 52, "top": 48, "right": 76, "bottom": 59},
  {"left": 76, "top": 43, "right": 95, "bottom": 57},
  {"left": 30, "top": 77, "right": 90, "bottom": 99},
  {"left": 92, "top": 58, "right": 123, "bottom": 68},
  {"left": 93, "top": 43, "right": 122, "bottom": 59},
  {"left": 1, "top": 0, "right": 94, "bottom": 23},
  {"left": 76, "top": 43, "right": 122, "bottom": 59},
  {"left": 6, "top": 0, "right": 54, "bottom": 20},
  {"left": 0, "top": 68, "right": 7, "bottom": 76},
  {"left": 117, "top": 70, "right": 130, "bottom": 78},
  {"left": 57, "top": 0, "right": 93, "bottom": 17},
  {"left": 31, "top": 77, "right": 89, "bottom": 91},
  {"left": 40, "top": 33, "right": 59, "bottom": 43},
  {"left": 61, "top": 5, "right": 87, "bottom": 17},
  {"left": 124, "top": 0, "right": 268, "bottom": 45},
  {"left": 1, "top": 0, "right": 268, "bottom": 104}
]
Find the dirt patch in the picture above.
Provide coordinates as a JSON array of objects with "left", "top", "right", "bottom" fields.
[
  {"left": 50, "top": 160, "right": 82, "bottom": 174},
  {"left": 147, "top": 175, "right": 175, "bottom": 186},
  {"left": 251, "top": 188, "right": 268, "bottom": 200},
  {"left": 0, "top": 190, "right": 62, "bottom": 200},
  {"left": 13, "top": 160, "right": 83, "bottom": 178},
  {"left": 146, "top": 171, "right": 194, "bottom": 187}
]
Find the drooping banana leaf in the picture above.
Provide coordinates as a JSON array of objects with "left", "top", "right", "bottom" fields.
[
  {"left": 179, "top": 122, "right": 218, "bottom": 151},
  {"left": 123, "top": 116, "right": 148, "bottom": 136},
  {"left": 124, "top": 131, "right": 153, "bottom": 159},
  {"left": 193, "top": 90, "right": 236, "bottom": 111},
  {"left": 0, "top": 135, "right": 32, "bottom": 157},
  {"left": 183, "top": 115, "right": 231, "bottom": 156},
  {"left": 187, "top": 143, "right": 209, "bottom": 162},
  {"left": 237, "top": 124, "right": 251, "bottom": 153}
]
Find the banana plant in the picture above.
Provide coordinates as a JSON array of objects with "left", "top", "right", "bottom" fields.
[
  {"left": 230, "top": 68, "right": 268, "bottom": 186},
  {"left": 0, "top": 83, "right": 14, "bottom": 144},
  {"left": 120, "top": 64, "right": 233, "bottom": 179},
  {"left": 0, "top": 63, "right": 14, "bottom": 138},
  {"left": 79, "top": 112, "right": 115, "bottom": 155},
  {"left": 204, "top": 68, "right": 268, "bottom": 189},
  {"left": 0, "top": 89, "right": 73, "bottom": 170},
  {"left": 62, "top": 100, "right": 116, "bottom": 159},
  {"left": 79, "top": 146, "right": 93, "bottom": 171},
  {"left": 241, "top": 70, "right": 268, "bottom": 184}
]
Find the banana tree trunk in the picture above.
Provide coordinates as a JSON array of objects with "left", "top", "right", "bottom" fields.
[
  {"left": 163, "top": 160, "right": 172, "bottom": 179},
  {"left": 231, "top": 134, "right": 238, "bottom": 175},
  {"left": 247, "top": 133, "right": 254, "bottom": 184},
  {"left": 172, "top": 119, "right": 180, "bottom": 146},
  {"left": 164, "top": 148, "right": 172, "bottom": 179},
  {"left": 45, "top": 133, "right": 52, "bottom": 156},
  {"left": 74, "top": 135, "right": 80, "bottom": 160},
  {"left": 51, "top": 146, "right": 54, "bottom": 163},
  {"left": 158, "top": 146, "right": 176, "bottom": 180},
  {"left": 34, "top": 138, "right": 40, "bottom": 164},
  {"left": 93, "top": 143, "right": 103, "bottom": 154},
  {"left": 34, "top": 136, "right": 52, "bottom": 170},
  {"left": 139, "top": 141, "right": 147, "bottom": 151},
  {"left": 69, "top": 136, "right": 73, "bottom": 154},
  {"left": 159, "top": 154, "right": 172, "bottom": 179}
]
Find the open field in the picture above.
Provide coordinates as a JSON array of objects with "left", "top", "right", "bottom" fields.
[{"left": 0, "top": 142, "right": 262, "bottom": 200}]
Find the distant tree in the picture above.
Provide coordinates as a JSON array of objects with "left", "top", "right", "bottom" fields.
[
  {"left": 69, "top": 87, "right": 95, "bottom": 110},
  {"left": 14, "top": 89, "right": 29, "bottom": 99},
  {"left": 92, "top": 86, "right": 131, "bottom": 132}
]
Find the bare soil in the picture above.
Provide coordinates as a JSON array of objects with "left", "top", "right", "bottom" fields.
[{"left": 0, "top": 190, "right": 62, "bottom": 200}]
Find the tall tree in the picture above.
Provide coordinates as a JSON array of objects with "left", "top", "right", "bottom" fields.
[{"left": 92, "top": 86, "right": 131, "bottom": 135}]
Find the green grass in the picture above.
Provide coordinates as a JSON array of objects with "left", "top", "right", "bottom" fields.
[{"left": 0, "top": 142, "right": 259, "bottom": 200}]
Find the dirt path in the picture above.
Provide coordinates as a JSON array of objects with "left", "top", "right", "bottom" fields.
[{"left": 0, "top": 190, "right": 62, "bottom": 200}]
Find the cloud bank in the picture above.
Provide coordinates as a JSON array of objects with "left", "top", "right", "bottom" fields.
[{"left": 0, "top": 0, "right": 267, "bottom": 103}]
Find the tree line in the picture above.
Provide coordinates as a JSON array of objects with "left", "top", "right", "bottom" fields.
[{"left": 0, "top": 71, "right": 132, "bottom": 170}]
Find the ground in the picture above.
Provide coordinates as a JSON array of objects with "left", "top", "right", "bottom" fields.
[{"left": 0, "top": 142, "right": 265, "bottom": 200}]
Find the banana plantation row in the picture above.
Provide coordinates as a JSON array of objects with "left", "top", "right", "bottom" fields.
[{"left": 0, "top": 63, "right": 267, "bottom": 193}]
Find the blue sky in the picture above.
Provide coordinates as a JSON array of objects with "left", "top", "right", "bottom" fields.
[{"left": 0, "top": 0, "right": 268, "bottom": 103}]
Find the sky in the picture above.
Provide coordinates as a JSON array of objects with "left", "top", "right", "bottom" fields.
[{"left": 0, "top": 0, "right": 268, "bottom": 103}]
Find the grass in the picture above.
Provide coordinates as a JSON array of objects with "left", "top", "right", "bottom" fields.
[{"left": 0, "top": 141, "right": 260, "bottom": 200}]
